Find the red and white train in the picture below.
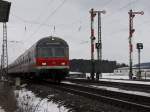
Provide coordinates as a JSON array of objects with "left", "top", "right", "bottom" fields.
[{"left": 8, "top": 36, "right": 69, "bottom": 82}]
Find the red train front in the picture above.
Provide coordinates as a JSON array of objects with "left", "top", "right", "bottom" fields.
[
  {"left": 35, "top": 37, "right": 69, "bottom": 81},
  {"left": 8, "top": 36, "right": 69, "bottom": 82}
]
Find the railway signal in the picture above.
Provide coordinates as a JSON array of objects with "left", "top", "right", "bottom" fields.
[
  {"left": 89, "top": 8, "right": 106, "bottom": 80},
  {"left": 136, "top": 43, "right": 143, "bottom": 79},
  {"left": 90, "top": 8, "right": 96, "bottom": 80},
  {"left": 96, "top": 10, "right": 106, "bottom": 80},
  {"left": 128, "top": 9, "right": 144, "bottom": 80}
]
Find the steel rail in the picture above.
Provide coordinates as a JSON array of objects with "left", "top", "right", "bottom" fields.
[
  {"left": 60, "top": 82, "right": 150, "bottom": 111},
  {"left": 15, "top": 77, "right": 150, "bottom": 111},
  {"left": 65, "top": 78, "right": 150, "bottom": 92}
]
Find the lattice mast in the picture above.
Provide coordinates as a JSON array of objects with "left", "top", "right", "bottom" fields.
[{"left": 1, "top": 22, "right": 8, "bottom": 78}]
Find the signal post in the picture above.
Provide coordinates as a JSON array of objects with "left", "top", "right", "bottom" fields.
[
  {"left": 136, "top": 43, "right": 143, "bottom": 80},
  {"left": 90, "top": 8, "right": 96, "bottom": 80},
  {"left": 128, "top": 9, "right": 144, "bottom": 79},
  {"left": 96, "top": 10, "right": 106, "bottom": 80},
  {"left": 89, "top": 9, "right": 106, "bottom": 80}
]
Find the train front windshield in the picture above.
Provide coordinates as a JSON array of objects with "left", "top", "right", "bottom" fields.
[{"left": 37, "top": 47, "right": 67, "bottom": 58}]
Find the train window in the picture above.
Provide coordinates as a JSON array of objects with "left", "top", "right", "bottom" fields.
[
  {"left": 54, "top": 47, "right": 65, "bottom": 57},
  {"left": 37, "top": 47, "right": 53, "bottom": 58}
]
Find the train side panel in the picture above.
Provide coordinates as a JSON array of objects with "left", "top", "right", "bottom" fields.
[
  {"left": 8, "top": 44, "right": 36, "bottom": 76},
  {"left": 8, "top": 36, "right": 69, "bottom": 81}
]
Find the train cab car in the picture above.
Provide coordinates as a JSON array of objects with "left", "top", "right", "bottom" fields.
[
  {"left": 8, "top": 36, "right": 69, "bottom": 81},
  {"left": 35, "top": 37, "right": 69, "bottom": 80}
]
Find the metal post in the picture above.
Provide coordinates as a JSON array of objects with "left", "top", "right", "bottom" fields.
[
  {"left": 138, "top": 49, "right": 141, "bottom": 79},
  {"left": 97, "top": 12, "right": 101, "bottom": 60},
  {"left": 128, "top": 9, "right": 134, "bottom": 80},
  {"left": 96, "top": 10, "right": 106, "bottom": 80},
  {"left": 90, "top": 8, "right": 96, "bottom": 80},
  {"left": 1, "top": 22, "right": 8, "bottom": 80},
  {"left": 128, "top": 9, "right": 144, "bottom": 80},
  {"left": 96, "top": 12, "right": 100, "bottom": 80},
  {"left": 136, "top": 43, "right": 143, "bottom": 80},
  {"left": 96, "top": 12, "right": 101, "bottom": 80},
  {"left": 1, "top": 55, "right": 3, "bottom": 79},
  {"left": 0, "top": 1, "right": 11, "bottom": 80}
]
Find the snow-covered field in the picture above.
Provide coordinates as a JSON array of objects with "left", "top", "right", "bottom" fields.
[
  {"left": 14, "top": 89, "right": 69, "bottom": 112},
  {"left": 0, "top": 107, "right": 5, "bottom": 112},
  {"left": 102, "top": 73, "right": 129, "bottom": 79},
  {"left": 86, "top": 73, "right": 129, "bottom": 79},
  {"left": 86, "top": 73, "right": 150, "bottom": 80}
]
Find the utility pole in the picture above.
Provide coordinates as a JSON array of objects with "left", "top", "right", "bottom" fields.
[
  {"left": 90, "top": 8, "right": 96, "bottom": 80},
  {"left": 128, "top": 9, "right": 144, "bottom": 79},
  {"left": 1, "top": 22, "right": 8, "bottom": 80},
  {"left": 96, "top": 10, "right": 106, "bottom": 80},
  {"left": 0, "top": 1, "right": 11, "bottom": 80}
]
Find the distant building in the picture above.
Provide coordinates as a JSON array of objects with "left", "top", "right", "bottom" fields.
[{"left": 114, "top": 62, "right": 150, "bottom": 79}]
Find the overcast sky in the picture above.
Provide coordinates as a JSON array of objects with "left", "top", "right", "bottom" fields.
[{"left": 1, "top": 0, "right": 150, "bottom": 64}]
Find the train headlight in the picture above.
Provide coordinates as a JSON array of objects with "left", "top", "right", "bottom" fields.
[
  {"left": 61, "top": 62, "right": 65, "bottom": 65},
  {"left": 42, "top": 62, "right": 47, "bottom": 66}
]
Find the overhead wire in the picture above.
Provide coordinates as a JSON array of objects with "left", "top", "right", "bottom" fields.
[
  {"left": 104, "top": 0, "right": 140, "bottom": 20},
  {"left": 73, "top": 0, "right": 140, "bottom": 39},
  {"left": 28, "top": 0, "right": 55, "bottom": 29},
  {"left": 24, "top": 0, "right": 67, "bottom": 42},
  {"left": 11, "top": 0, "right": 113, "bottom": 43},
  {"left": 119, "top": 0, "right": 139, "bottom": 11},
  {"left": 9, "top": 0, "right": 56, "bottom": 46},
  {"left": 11, "top": 0, "right": 54, "bottom": 26},
  {"left": 102, "top": 0, "right": 142, "bottom": 38},
  {"left": 10, "top": 0, "right": 145, "bottom": 43},
  {"left": 101, "top": 0, "right": 113, "bottom": 8}
]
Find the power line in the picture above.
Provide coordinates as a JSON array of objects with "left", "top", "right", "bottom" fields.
[
  {"left": 12, "top": 13, "right": 86, "bottom": 28},
  {"left": 11, "top": 0, "right": 55, "bottom": 26},
  {"left": 35, "top": 0, "right": 54, "bottom": 21},
  {"left": 11, "top": 14, "right": 53, "bottom": 27},
  {"left": 104, "top": 0, "right": 140, "bottom": 20},
  {"left": 102, "top": 0, "right": 113, "bottom": 8},
  {"left": 29, "top": 0, "right": 55, "bottom": 29},
  {"left": 11, "top": 0, "right": 146, "bottom": 44},
  {"left": 119, "top": 0, "right": 139, "bottom": 11},
  {"left": 25, "top": 0, "right": 67, "bottom": 41},
  {"left": 97, "top": 0, "right": 141, "bottom": 38}
]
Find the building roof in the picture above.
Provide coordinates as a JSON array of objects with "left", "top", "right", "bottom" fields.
[{"left": 115, "top": 62, "right": 150, "bottom": 70}]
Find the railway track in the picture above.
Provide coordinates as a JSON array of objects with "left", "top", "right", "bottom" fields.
[
  {"left": 25, "top": 78, "right": 150, "bottom": 112},
  {"left": 64, "top": 78, "right": 150, "bottom": 93},
  {"left": 12, "top": 76, "right": 150, "bottom": 112},
  {"left": 59, "top": 81, "right": 150, "bottom": 112}
]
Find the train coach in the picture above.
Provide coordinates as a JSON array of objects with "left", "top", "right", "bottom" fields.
[{"left": 8, "top": 36, "right": 69, "bottom": 82}]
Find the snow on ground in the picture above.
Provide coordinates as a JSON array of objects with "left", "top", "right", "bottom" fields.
[
  {"left": 99, "top": 78, "right": 150, "bottom": 85},
  {"left": 86, "top": 73, "right": 150, "bottom": 85},
  {"left": 86, "top": 73, "right": 129, "bottom": 79},
  {"left": 14, "top": 89, "right": 69, "bottom": 112},
  {"left": 63, "top": 78, "right": 150, "bottom": 97},
  {"left": 62, "top": 81, "right": 76, "bottom": 85},
  {"left": 0, "top": 107, "right": 5, "bottom": 112},
  {"left": 102, "top": 73, "right": 129, "bottom": 79}
]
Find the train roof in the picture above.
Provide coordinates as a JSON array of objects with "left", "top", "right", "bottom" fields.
[
  {"left": 115, "top": 63, "right": 150, "bottom": 70},
  {"left": 8, "top": 36, "right": 68, "bottom": 67},
  {"left": 36, "top": 36, "right": 69, "bottom": 47}
]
